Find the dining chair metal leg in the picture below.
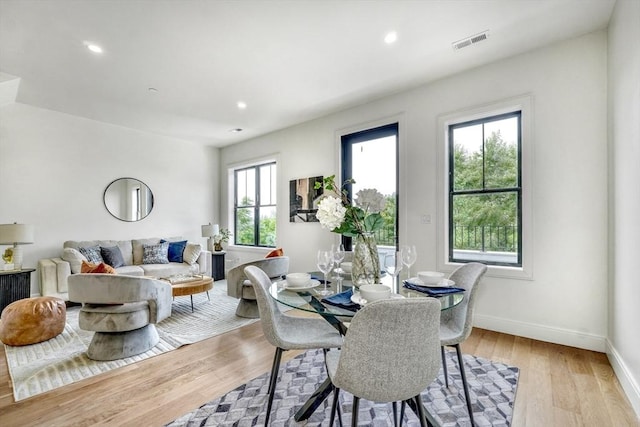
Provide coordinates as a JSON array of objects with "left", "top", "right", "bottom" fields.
[
  {"left": 441, "top": 346, "right": 449, "bottom": 388},
  {"left": 392, "top": 401, "right": 399, "bottom": 427},
  {"left": 399, "top": 399, "right": 406, "bottom": 427},
  {"left": 414, "top": 395, "right": 429, "bottom": 427},
  {"left": 265, "top": 347, "right": 284, "bottom": 426},
  {"left": 454, "top": 344, "right": 475, "bottom": 427},
  {"left": 337, "top": 401, "right": 344, "bottom": 427},
  {"left": 351, "top": 396, "right": 360, "bottom": 427},
  {"left": 329, "top": 387, "right": 340, "bottom": 427}
]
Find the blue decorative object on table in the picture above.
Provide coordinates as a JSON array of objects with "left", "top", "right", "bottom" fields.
[
  {"left": 403, "top": 280, "right": 465, "bottom": 296},
  {"left": 322, "top": 288, "right": 359, "bottom": 312}
]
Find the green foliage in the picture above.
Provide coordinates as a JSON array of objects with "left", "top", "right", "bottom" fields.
[{"left": 453, "top": 130, "right": 519, "bottom": 252}]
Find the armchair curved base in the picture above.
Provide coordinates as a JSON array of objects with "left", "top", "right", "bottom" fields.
[
  {"left": 87, "top": 324, "right": 160, "bottom": 361},
  {"left": 235, "top": 299, "right": 259, "bottom": 319}
]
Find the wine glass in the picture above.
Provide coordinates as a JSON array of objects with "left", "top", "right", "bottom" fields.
[
  {"left": 401, "top": 245, "right": 417, "bottom": 279},
  {"left": 332, "top": 243, "right": 345, "bottom": 279},
  {"left": 316, "top": 250, "right": 333, "bottom": 296},
  {"left": 384, "top": 252, "right": 404, "bottom": 294}
]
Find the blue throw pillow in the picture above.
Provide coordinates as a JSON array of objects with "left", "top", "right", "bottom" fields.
[
  {"left": 100, "top": 246, "right": 125, "bottom": 268},
  {"left": 161, "top": 239, "right": 188, "bottom": 263}
]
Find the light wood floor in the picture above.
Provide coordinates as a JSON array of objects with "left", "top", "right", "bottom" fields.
[{"left": 0, "top": 324, "right": 638, "bottom": 426}]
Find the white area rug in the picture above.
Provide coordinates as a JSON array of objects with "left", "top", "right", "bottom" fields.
[{"left": 3, "top": 281, "right": 257, "bottom": 401}]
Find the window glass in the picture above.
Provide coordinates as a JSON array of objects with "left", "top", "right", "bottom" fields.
[
  {"left": 233, "top": 161, "right": 277, "bottom": 247},
  {"left": 449, "top": 112, "right": 521, "bottom": 266},
  {"left": 342, "top": 123, "right": 398, "bottom": 249}
]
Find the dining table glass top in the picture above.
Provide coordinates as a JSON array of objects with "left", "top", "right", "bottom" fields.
[{"left": 268, "top": 275, "right": 464, "bottom": 318}]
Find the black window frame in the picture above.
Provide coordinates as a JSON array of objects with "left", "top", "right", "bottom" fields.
[
  {"left": 448, "top": 111, "right": 522, "bottom": 267},
  {"left": 233, "top": 161, "right": 277, "bottom": 248},
  {"left": 341, "top": 122, "right": 399, "bottom": 251}
]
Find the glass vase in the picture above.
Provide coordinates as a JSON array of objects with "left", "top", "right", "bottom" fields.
[{"left": 352, "top": 232, "right": 380, "bottom": 287}]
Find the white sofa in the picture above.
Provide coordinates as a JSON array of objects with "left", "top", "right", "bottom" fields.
[{"left": 38, "top": 237, "right": 212, "bottom": 301}]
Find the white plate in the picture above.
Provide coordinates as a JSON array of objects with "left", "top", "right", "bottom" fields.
[
  {"left": 408, "top": 277, "right": 456, "bottom": 288},
  {"left": 282, "top": 279, "right": 321, "bottom": 291},
  {"left": 350, "top": 292, "right": 405, "bottom": 306}
]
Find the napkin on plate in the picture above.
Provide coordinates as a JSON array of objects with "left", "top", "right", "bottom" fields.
[
  {"left": 322, "top": 288, "right": 359, "bottom": 312},
  {"left": 403, "top": 280, "right": 465, "bottom": 296}
]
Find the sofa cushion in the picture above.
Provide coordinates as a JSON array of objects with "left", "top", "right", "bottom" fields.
[
  {"left": 81, "top": 261, "right": 117, "bottom": 274},
  {"left": 114, "top": 265, "right": 145, "bottom": 276},
  {"left": 142, "top": 242, "right": 170, "bottom": 264},
  {"left": 101, "top": 246, "right": 125, "bottom": 268},
  {"left": 65, "top": 240, "right": 133, "bottom": 266},
  {"left": 61, "top": 248, "right": 87, "bottom": 274},
  {"left": 183, "top": 243, "right": 202, "bottom": 265},
  {"left": 161, "top": 239, "right": 188, "bottom": 263},
  {"left": 140, "top": 262, "right": 195, "bottom": 278},
  {"left": 132, "top": 238, "right": 161, "bottom": 265},
  {"left": 79, "top": 246, "right": 103, "bottom": 264}
]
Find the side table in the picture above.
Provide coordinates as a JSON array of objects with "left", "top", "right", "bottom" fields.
[
  {"left": 0, "top": 268, "right": 35, "bottom": 313},
  {"left": 211, "top": 251, "right": 226, "bottom": 280}
]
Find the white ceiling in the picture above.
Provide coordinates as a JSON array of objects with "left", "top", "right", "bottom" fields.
[{"left": 0, "top": 0, "right": 615, "bottom": 147}]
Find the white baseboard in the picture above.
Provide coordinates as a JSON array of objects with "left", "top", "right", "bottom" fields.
[
  {"left": 606, "top": 340, "right": 640, "bottom": 419},
  {"left": 474, "top": 314, "right": 606, "bottom": 352}
]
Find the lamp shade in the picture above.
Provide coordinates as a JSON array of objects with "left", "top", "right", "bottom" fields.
[
  {"left": 0, "top": 224, "right": 34, "bottom": 245},
  {"left": 201, "top": 224, "right": 214, "bottom": 238},
  {"left": 201, "top": 223, "right": 220, "bottom": 238}
]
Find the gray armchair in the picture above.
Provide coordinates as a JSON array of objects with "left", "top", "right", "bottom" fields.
[
  {"left": 226, "top": 256, "right": 289, "bottom": 318},
  {"left": 68, "top": 273, "right": 173, "bottom": 361}
]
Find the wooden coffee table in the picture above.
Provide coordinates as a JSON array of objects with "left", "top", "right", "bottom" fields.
[{"left": 170, "top": 276, "right": 214, "bottom": 312}]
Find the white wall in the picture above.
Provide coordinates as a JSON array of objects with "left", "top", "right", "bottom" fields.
[
  {"left": 0, "top": 103, "right": 219, "bottom": 295},
  {"left": 221, "top": 31, "right": 609, "bottom": 352},
  {"left": 608, "top": 0, "right": 640, "bottom": 416}
]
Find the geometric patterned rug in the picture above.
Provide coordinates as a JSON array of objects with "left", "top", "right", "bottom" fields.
[{"left": 167, "top": 348, "right": 519, "bottom": 426}]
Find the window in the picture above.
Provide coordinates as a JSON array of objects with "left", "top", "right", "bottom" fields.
[
  {"left": 448, "top": 112, "right": 521, "bottom": 266},
  {"left": 234, "top": 161, "right": 277, "bottom": 247},
  {"left": 341, "top": 123, "right": 398, "bottom": 251}
]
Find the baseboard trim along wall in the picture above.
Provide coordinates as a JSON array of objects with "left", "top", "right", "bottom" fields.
[
  {"left": 474, "top": 314, "right": 606, "bottom": 352},
  {"left": 606, "top": 340, "right": 640, "bottom": 419}
]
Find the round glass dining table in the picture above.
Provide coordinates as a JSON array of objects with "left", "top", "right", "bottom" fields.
[{"left": 268, "top": 277, "right": 464, "bottom": 319}]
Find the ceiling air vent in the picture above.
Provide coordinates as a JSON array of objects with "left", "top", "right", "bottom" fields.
[{"left": 452, "top": 30, "right": 489, "bottom": 50}]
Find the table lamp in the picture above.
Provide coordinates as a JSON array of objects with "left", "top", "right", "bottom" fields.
[
  {"left": 0, "top": 223, "right": 35, "bottom": 271},
  {"left": 201, "top": 223, "right": 220, "bottom": 252}
]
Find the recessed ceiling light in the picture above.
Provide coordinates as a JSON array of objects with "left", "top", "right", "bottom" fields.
[
  {"left": 148, "top": 87, "right": 158, "bottom": 93},
  {"left": 384, "top": 31, "right": 398, "bottom": 44},
  {"left": 86, "top": 43, "right": 103, "bottom": 54},
  {"left": 237, "top": 101, "right": 247, "bottom": 110},
  {"left": 229, "top": 128, "right": 243, "bottom": 133}
]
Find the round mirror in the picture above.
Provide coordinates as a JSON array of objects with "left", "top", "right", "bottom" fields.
[{"left": 103, "top": 178, "right": 154, "bottom": 222}]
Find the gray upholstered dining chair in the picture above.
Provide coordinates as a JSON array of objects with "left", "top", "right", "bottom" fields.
[
  {"left": 227, "top": 256, "right": 289, "bottom": 318},
  {"left": 325, "top": 297, "right": 441, "bottom": 427},
  {"left": 244, "top": 265, "right": 343, "bottom": 426},
  {"left": 440, "top": 262, "right": 487, "bottom": 426}
]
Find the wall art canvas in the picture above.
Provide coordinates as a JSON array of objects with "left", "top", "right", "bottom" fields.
[{"left": 289, "top": 176, "right": 323, "bottom": 222}]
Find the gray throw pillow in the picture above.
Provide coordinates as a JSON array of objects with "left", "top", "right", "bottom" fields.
[
  {"left": 142, "top": 242, "right": 170, "bottom": 264},
  {"left": 101, "top": 246, "right": 125, "bottom": 268},
  {"left": 79, "top": 246, "right": 103, "bottom": 264}
]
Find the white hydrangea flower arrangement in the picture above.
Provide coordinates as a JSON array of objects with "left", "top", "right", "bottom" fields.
[{"left": 315, "top": 175, "right": 384, "bottom": 237}]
